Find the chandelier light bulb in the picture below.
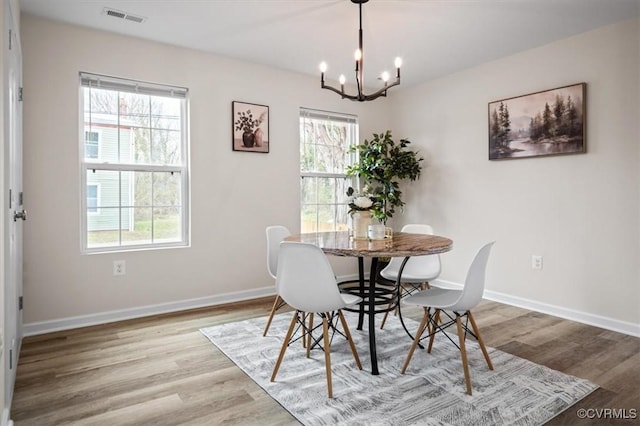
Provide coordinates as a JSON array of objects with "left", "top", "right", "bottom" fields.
[
  {"left": 339, "top": 75, "right": 346, "bottom": 85},
  {"left": 395, "top": 57, "right": 402, "bottom": 68},
  {"left": 319, "top": 62, "right": 328, "bottom": 73},
  {"left": 381, "top": 71, "right": 390, "bottom": 82},
  {"left": 354, "top": 49, "right": 362, "bottom": 61}
]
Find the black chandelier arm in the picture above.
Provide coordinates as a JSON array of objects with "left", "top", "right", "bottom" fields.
[
  {"left": 321, "top": 76, "right": 400, "bottom": 102},
  {"left": 321, "top": 81, "right": 351, "bottom": 98},
  {"left": 361, "top": 77, "right": 401, "bottom": 101}
]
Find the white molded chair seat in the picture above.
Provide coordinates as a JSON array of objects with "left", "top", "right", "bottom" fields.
[
  {"left": 401, "top": 241, "right": 495, "bottom": 396},
  {"left": 402, "top": 287, "right": 462, "bottom": 307},
  {"left": 379, "top": 224, "right": 441, "bottom": 328},
  {"left": 263, "top": 225, "right": 291, "bottom": 336},
  {"left": 270, "top": 242, "right": 363, "bottom": 398}
]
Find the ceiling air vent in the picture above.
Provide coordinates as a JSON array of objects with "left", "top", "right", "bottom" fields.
[{"left": 102, "top": 7, "right": 146, "bottom": 24}]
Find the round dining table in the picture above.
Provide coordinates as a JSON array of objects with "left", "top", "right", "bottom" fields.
[{"left": 285, "top": 230, "right": 453, "bottom": 375}]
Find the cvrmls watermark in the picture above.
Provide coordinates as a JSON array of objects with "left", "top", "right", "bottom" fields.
[{"left": 576, "top": 408, "right": 637, "bottom": 420}]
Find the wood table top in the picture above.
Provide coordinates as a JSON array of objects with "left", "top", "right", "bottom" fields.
[{"left": 285, "top": 231, "right": 453, "bottom": 258}]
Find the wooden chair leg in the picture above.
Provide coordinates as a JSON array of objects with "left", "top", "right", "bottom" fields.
[
  {"left": 322, "top": 314, "right": 333, "bottom": 398},
  {"left": 306, "top": 313, "right": 314, "bottom": 358},
  {"left": 380, "top": 308, "right": 389, "bottom": 329},
  {"left": 263, "top": 295, "right": 282, "bottom": 336},
  {"left": 401, "top": 311, "right": 430, "bottom": 374},
  {"left": 338, "top": 310, "right": 362, "bottom": 369},
  {"left": 456, "top": 314, "right": 473, "bottom": 395},
  {"left": 380, "top": 301, "right": 394, "bottom": 329},
  {"left": 271, "top": 311, "right": 299, "bottom": 382},
  {"left": 427, "top": 309, "right": 440, "bottom": 353},
  {"left": 468, "top": 311, "right": 493, "bottom": 370},
  {"left": 423, "top": 307, "right": 432, "bottom": 339}
]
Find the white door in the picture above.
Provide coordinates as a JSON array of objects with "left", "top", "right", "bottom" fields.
[{"left": 4, "top": 0, "right": 24, "bottom": 405}]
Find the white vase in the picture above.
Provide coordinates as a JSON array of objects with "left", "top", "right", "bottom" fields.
[
  {"left": 254, "top": 128, "right": 263, "bottom": 147},
  {"left": 351, "top": 210, "right": 372, "bottom": 240}
]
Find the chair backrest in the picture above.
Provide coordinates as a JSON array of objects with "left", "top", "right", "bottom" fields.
[
  {"left": 454, "top": 241, "right": 495, "bottom": 312},
  {"left": 266, "top": 225, "right": 291, "bottom": 280},
  {"left": 402, "top": 224, "right": 433, "bottom": 234},
  {"left": 276, "top": 242, "right": 347, "bottom": 313},
  {"left": 386, "top": 224, "right": 441, "bottom": 279}
]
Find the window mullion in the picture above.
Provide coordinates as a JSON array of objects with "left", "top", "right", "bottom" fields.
[{"left": 82, "top": 163, "right": 183, "bottom": 173}]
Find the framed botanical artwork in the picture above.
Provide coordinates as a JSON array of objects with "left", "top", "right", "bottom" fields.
[
  {"left": 488, "top": 83, "right": 586, "bottom": 160},
  {"left": 232, "top": 101, "right": 269, "bottom": 153}
]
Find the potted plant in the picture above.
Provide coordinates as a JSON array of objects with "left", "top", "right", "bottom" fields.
[
  {"left": 235, "top": 110, "right": 266, "bottom": 147},
  {"left": 345, "top": 186, "right": 375, "bottom": 239},
  {"left": 347, "top": 130, "right": 423, "bottom": 224}
]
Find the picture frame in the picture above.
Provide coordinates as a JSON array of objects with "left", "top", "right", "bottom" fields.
[
  {"left": 488, "top": 83, "right": 586, "bottom": 160},
  {"left": 232, "top": 101, "right": 269, "bottom": 153}
]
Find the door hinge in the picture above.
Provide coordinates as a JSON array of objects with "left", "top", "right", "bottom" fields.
[
  {"left": 9, "top": 349, "right": 12, "bottom": 369},
  {"left": 19, "top": 87, "right": 23, "bottom": 102},
  {"left": 9, "top": 189, "right": 12, "bottom": 209},
  {"left": 19, "top": 296, "right": 23, "bottom": 310},
  {"left": 19, "top": 191, "right": 24, "bottom": 206},
  {"left": 8, "top": 29, "right": 12, "bottom": 50}
]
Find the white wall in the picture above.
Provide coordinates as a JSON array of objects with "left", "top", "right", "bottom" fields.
[
  {"left": 19, "top": 13, "right": 640, "bottom": 335},
  {"left": 20, "top": 15, "right": 392, "bottom": 326},
  {"left": 390, "top": 18, "right": 640, "bottom": 329}
]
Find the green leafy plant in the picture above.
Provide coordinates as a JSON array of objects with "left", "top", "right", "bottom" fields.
[
  {"left": 347, "top": 130, "right": 423, "bottom": 224},
  {"left": 235, "top": 110, "right": 262, "bottom": 133}
]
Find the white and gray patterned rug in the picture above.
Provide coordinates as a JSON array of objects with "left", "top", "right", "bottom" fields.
[{"left": 200, "top": 311, "right": 597, "bottom": 425}]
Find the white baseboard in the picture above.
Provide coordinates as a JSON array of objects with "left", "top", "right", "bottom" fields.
[
  {"left": 24, "top": 275, "right": 638, "bottom": 338},
  {"left": 1, "top": 408, "right": 13, "bottom": 426},
  {"left": 434, "top": 279, "right": 640, "bottom": 337},
  {"left": 23, "top": 273, "right": 364, "bottom": 337},
  {"left": 22, "top": 286, "right": 275, "bottom": 337}
]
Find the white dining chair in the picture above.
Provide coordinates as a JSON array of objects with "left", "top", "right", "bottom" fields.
[
  {"left": 263, "top": 225, "right": 291, "bottom": 336},
  {"left": 270, "top": 242, "right": 362, "bottom": 398},
  {"left": 379, "top": 224, "right": 441, "bottom": 329},
  {"left": 400, "top": 241, "right": 495, "bottom": 396}
]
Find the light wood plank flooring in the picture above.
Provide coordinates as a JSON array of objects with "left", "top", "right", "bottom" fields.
[{"left": 11, "top": 298, "right": 640, "bottom": 425}]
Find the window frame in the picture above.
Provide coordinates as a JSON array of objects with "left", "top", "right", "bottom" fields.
[
  {"left": 79, "top": 72, "right": 190, "bottom": 253},
  {"left": 299, "top": 108, "right": 358, "bottom": 233}
]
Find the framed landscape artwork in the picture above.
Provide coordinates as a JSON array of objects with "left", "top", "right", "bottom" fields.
[
  {"left": 488, "top": 83, "right": 586, "bottom": 160},
  {"left": 232, "top": 101, "right": 269, "bottom": 153}
]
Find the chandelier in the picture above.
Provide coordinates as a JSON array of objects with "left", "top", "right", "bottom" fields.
[{"left": 319, "top": 0, "right": 402, "bottom": 102}]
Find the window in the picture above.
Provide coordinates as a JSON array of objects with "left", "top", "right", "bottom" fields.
[
  {"left": 80, "top": 72, "right": 189, "bottom": 252},
  {"left": 299, "top": 108, "right": 358, "bottom": 233},
  {"left": 84, "top": 130, "right": 99, "bottom": 159},
  {"left": 87, "top": 184, "right": 99, "bottom": 214}
]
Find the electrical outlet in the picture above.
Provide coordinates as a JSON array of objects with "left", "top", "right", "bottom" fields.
[
  {"left": 113, "top": 260, "right": 126, "bottom": 276},
  {"left": 531, "top": 255, "right": 543, "bottom": 270}
]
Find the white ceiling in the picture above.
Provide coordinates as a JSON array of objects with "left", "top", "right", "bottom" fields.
[{"left": 19, "top": 0, "right": 640, "bottom": 89}]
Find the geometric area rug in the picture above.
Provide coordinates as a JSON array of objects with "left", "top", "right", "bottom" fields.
[{"left": 200, "top": 311, "right": 598, "bottom": 426}]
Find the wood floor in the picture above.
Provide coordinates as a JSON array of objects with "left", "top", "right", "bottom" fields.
[{"left": 11, "top": 297, "right": 640, "bottom": 425}]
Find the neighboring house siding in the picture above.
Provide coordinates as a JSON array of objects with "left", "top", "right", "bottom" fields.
[{"left": 86, "top": 125, "right": 133, "bottom": 232}]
